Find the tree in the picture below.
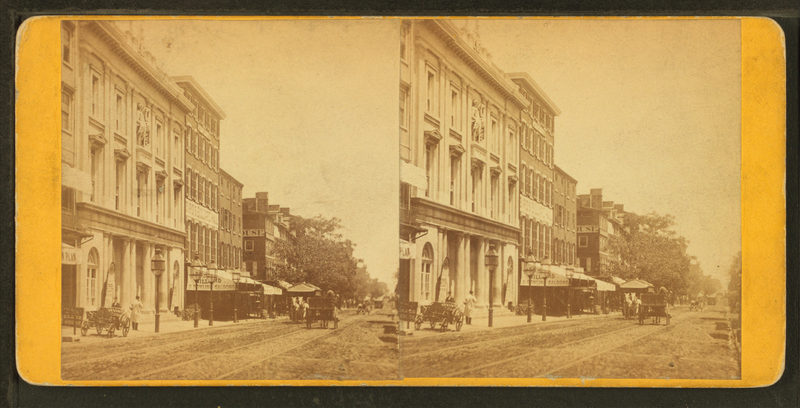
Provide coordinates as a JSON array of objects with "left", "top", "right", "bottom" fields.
[
  {"left": 608, "top": 212, "right": 695, "bottom": 294},
  {"left": 271, "top": 215, "right": 388, "bottom": 300},
  {"left": 271, "top": 215, "right": 361, "bottom": 297}
]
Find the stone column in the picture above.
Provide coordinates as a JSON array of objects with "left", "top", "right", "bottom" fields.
[
  {"left": 159, "top": 246, "right": 170, "bottom": 313},
  {"left": 477, "top": 237, "right": 487, "bottom": 307},
  {"left": 120, "top": 238, "right": 131, "bottom": 307},
  {"left": 143, "top": 242, "right": 153, "bottom": 312},
  {"left": 492, "top": 243, "right": 504, "bottom": 308},
  {"left": 454, "top": 233, "right": 466, "bottom": 303}
]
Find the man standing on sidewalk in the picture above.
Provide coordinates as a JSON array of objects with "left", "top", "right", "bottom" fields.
[{"left": 463, "top": 291, "right": 477, "bottom": 325}]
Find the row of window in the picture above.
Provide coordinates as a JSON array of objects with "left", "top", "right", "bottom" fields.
[
  {"left": 520, "top": 217, "right": 551, "bottom": 261},
  {"left": 554, "top": 203, "right": 575, "bottom": 231},
  {"left": 220, "top": 208, "right": 241, "bottom": 236},
  {"left": 217, "top": 242, "right": 242, "bottom": 271},
  {"left": 187, "top": 221, "right": 217, "bottom": 266},
  {"left": 520, "top": 163, "right": 553, "bottom": 208},
  {"left": 220, "top": 177, "right": 242, "bottom": 206},
  {"left": 519, "top": 89, "right": 556, "bottom": 134},
  {"left": 183, "top": 91, "right": 220, "bottom": 139},
  {"left": 185, "top": 168, "right": 218, "bottom": 212},
  {"left": 520, "top": 217, "right": 577, "bottom": 266},
  {"left": 186, "top": 127, "right": 219, "bottom": 172},
  {"left": 521, "top": 125, "right": 553, "bottom": 167},
  {"left": 577, "top": 235, "right": 608, "bottom": 252}
]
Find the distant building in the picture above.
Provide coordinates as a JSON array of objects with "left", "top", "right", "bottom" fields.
[
  {"left": 576, "top": 188, "right": 625, "bottom": 275},
  {"left": 553, "top": 165, "right": 578, "bottom": 266},
  {"left": 219, "top": 169, "right": 243, "bottom": 271},
  {"left": 242, "top": 193, "right": 292, "bottom": 282}
]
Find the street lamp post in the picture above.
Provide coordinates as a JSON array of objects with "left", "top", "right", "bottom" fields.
[
  {"left": 189, "top": 254, "right": 203, "bottom": 328},
  {"left": 485, "top": 245, "right": 499, "bottom": 328},
  {"left": 207, "top": 261, "right": 218, "bottom": 326},
  {"left": 232, "top": 270, "right": 241, "bottom": 323},
  {"left": 565, "top": 266, "right": 574, "bottom": 319},
  {"left": 524, "top": 253, "right": 536, "bottom": 323},
  {"left": 535, "top": 258, "right": 551, "bottom": 322},
  {"left": 151, "top": 248, "right": 166, "bottom": 333}
]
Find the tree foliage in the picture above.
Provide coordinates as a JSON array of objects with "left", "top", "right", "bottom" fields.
[
  {"left": 270, "top": 215, "right": 385, "bottom": 299},
  {"left": 608, "top": 212, "right": 695, "bottom": 294}
]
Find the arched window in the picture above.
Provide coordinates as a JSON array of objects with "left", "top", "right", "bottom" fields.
[
  {"left": 421, "top": 243, "right": 433, "bottom": 301},
  {"left": 86, "top": 248, "right": 99, "bottom": 307}
]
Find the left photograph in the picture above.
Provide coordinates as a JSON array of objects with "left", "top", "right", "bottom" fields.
[{"left": 58, "top": 19, "right": 400, "bottom": 381}]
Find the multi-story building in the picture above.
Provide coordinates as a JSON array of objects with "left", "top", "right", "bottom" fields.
[
  {"left": 60, "top": 21, "right": 190, "bottom": 313},
  {"left": 398, "top": 20, "right": 524, "bottom": 309},
  {"left": 242, "top": 192, "right": 277, "bottom": 282},
  {"left": 175, "top": 76, "right": 225, "bottom": 282},
  {"left": 553, "top": 165, "right": 578, "bottom": 266},
  {"left": 219, "top": 169, "right": 243, "bottom": 271},
  {"left": 510, "top": 72, "right": 560, "bottom": 266},
  {"left": 576, "top": 188, "right": 625, "bottom": 275}
]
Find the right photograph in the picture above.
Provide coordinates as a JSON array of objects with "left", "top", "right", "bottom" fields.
[{"left": 397, "top": 19, "right": 742, "bottom": 380}]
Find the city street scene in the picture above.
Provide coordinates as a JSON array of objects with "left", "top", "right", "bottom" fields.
[
  {"left": 398, "top": 19, "right": 742, "bottom": 380},
  {"left": 59, "top": 19, "right": 400, "bottom": 381},
  {"left": 59, "top": 18, "right": 743, "bottom": 383}
]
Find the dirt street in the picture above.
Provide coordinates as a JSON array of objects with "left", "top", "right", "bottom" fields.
[{"left": 62, "top": 309, "right": 399, "bottom": 381}]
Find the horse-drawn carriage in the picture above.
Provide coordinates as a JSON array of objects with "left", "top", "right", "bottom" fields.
[
  {"left": 306, "top": 297, "right": 338, "bottom": 329},
  {"left": 81, "top": 307, "right": 131, "bottom": 338},
  {"left": 639, "top": 294, "right": 670, "bottom": 325},
  {"left": 414, "top": 302, "right": 464, "bottom": 332}
]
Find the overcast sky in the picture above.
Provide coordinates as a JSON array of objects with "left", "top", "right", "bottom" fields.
[
  {"left": 123, "top": 18, "right": 741, "bottom": 287},
  {"left": 123, "top": 19, "right": 401, "bottom": 284},
  {"left": 469, "top": 18, "right": 742, "bottom": 285}
]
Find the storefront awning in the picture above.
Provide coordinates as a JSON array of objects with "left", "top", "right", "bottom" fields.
[
  {"left": 400, "top": 160, "right": 428, "bottom": 189},
  {"left": 595, "top": 279, "right": 616, "bottom": 292},
  {"left": 185, "top": 270, "right": 268, "bottom": 292},
  {"left": 262, "top": 284, "right": 282, "bottom": 295}
]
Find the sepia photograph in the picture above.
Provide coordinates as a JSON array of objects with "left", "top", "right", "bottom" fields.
[
  {"left": 396, "top": 19, "right": 742, "bottom": 380},
  {"left": 58, "top": 19, "right": 401, "bottom": 381},
  {"left": 54, "top": 17, "right": 747, "bottom": 383}
]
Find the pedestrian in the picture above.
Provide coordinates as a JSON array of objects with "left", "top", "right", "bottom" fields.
[
  {"left": 463, "top": 290, "right": 477, "bottom": 325},
  {"left": 130, "top": 296, "right": 143, "bottom": 331},
  {"left": 111, "top": 297, "right": 121, "bottom": 308},
  {"left": 633, "top": 294, "right": 642, "bottom": 322},
  {"left": 445, "top": 292, "right": 455, "bottom": 304}
]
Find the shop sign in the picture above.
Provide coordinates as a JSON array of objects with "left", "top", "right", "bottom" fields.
[
  {"left": 186, "top": 274, "right": 235, "bottom": 291},
  {"left": 186, "top": 200, "right": 218, "bottom": 226},
  {"left": 62, "top": 247, "right": 80, "bottom": 265},
  {"left": 528, "top": 276, "right": 569, "bottom": 287},
  {"left": 243, "top": 229, "right": 266, "bottom": 237},
  {"left": 577, "top": 225, "right": 599, "bottom": 233},
  {"left": 400, "top": 240, "right": 415, "bottom": 259},
  {"left": 62, "top": 307, "right": 84, "bottom": 328},
  {"left": 520, "top": 197, "right": 553, "bottom": 224}
]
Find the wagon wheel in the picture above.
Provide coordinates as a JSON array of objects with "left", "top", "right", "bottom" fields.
[
  {"left": 455, "top": 316, "right": 463, "bottom": 332},
  {"left": 414, "top": 316, "right": 422, "bottom": 330},
  {"left": 80, "top": 322, "right": 89, "bottom": 337},
  {"left": 429, "top": 319, "right": 436, "bottom": 330},
  {"left": 441, "top": 319, "right": 449, "bottom": 332},
  {"left": 96, "top": 323, "right": 103, "bottom": 335},
  {"left": 121, "top": 317, "right": 130, "bottom": 337},
  {"left": 107, "top": 324, "right": 115, "bottom": 338}
]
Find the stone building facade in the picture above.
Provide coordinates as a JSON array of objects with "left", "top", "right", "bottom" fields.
[
  {"left": 175, "top": 76, "right": 225, "bottom": 289},
  {"left": 398, "top": 20, "right": 523, "bottom": 309},
  {"left": 60, "top": 21, "right": 189, "bottom": 312},
  {"left": 219, "top": 168, "right": 244, "bottom": 270},
  {"left": 553, "top": 165, "right": 578, "bottom": 267}
]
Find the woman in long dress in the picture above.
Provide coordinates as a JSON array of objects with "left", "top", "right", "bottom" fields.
[{"left": 130, "top": 296, "right": 143, "bottom": 330}]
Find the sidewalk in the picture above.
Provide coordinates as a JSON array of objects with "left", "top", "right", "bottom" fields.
[
  {"left": 399, "top": 310, "right": 616, "bottom": 339},
  {"left": 62, "top": 314, "right": 288, "bottom": 344}
]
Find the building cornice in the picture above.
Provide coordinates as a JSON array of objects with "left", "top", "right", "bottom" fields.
[
  {"left": 90, "top": 21, "right": 195, "bottom": 114},
  {"left": 425, "top": 20, "right": 528, "bottom": 110}
]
